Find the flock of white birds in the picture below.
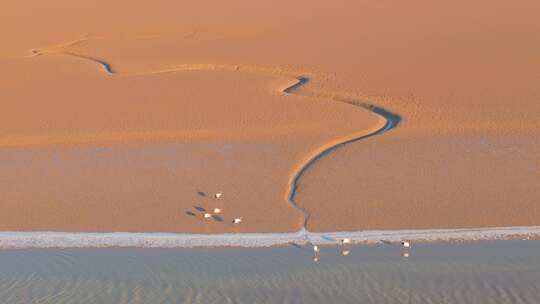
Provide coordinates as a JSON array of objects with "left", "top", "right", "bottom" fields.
[
  {"left": 310, "top": 237, "right": 412, "bottom": 262},
  {"left": 200, "top": 192, "right": 242, "bottom": 225},
  {"left": 197, "top": 192, "right": 412, "bottom": 262}
]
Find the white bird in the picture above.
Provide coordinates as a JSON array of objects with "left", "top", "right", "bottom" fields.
[
  {"left": 203, "top": 213, "right": 212, "bottom": 219},
  {"left": 213, "top": 208, "right": 222, "bottom": 214},
  {"left": 342, "top": 238, "right": 351, "bottom": 244},
  {"left": 232, "top": 218, "right": 242, "bottom": 224},
  {"left": 341, "top": 250, "right": 350, "bottom": 256},
  {"left": 215, "top": 192, "right": 223, "bottom": 199},
  {"left": 401, "top": 241, "right": 411, "bottom": 248},
  {"left": 313, "top": 245, "right": 320, "bottom": 253}
]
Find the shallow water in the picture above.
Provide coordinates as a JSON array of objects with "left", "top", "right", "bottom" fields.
[{"left": 0, "top": 241, "right": 539, "bottom": 304}]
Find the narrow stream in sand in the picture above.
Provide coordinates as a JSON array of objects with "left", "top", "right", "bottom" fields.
[
  {"left": 30, "top": 38, "right": 400, "bottom": 235},
  {"left": 9, "top": 38, "right": 536, "bottom": 248}
]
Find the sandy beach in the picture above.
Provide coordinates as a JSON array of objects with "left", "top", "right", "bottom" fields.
[{"left": 1, "top": 0, "right": 539, "bottom": 236}]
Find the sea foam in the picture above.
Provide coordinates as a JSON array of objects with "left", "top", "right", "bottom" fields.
[{"left": 0, "top": 226, "right": 539, "bottom": 248}]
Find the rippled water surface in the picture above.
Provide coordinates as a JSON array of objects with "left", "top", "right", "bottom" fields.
[{"left": 0, "top": 241, "right": 539, "bottom": 303}]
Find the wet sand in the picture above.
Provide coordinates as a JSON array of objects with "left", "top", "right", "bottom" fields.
[
  {"left": 1, "top": 0, "right": 539, "bottom": 234},
  {"left": 1, "top": 55, "right": 384, "bottom": 233}
]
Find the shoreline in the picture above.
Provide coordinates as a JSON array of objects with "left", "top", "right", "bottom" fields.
[{"left": 0, "top": 226, "right": 539, "bottom": 249}]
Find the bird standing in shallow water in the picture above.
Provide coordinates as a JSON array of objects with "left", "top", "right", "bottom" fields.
[
  {"left": 340, "top": 238, "right": 351, "bottom": 256},
  {"left": 402, "top": 241, "right": 411, "bottom": 248},
  {"left": 312, "top": 245, "right": 320, "bottom": 262}
]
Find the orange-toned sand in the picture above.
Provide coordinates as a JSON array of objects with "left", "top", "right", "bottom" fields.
[{"left": 0, "top": 0, "right": 539, "bottom": 232}]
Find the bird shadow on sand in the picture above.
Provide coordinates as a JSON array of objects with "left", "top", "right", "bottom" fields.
[{"left": 188, "top": 191, "right": 231, "bottom": 224}]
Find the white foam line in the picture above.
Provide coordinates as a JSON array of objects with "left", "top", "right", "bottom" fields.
[{"left": 0, "top": 226, "right": 539, "bottom": 249}]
